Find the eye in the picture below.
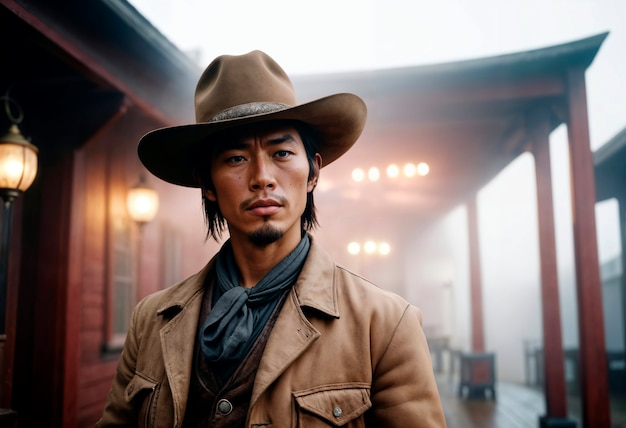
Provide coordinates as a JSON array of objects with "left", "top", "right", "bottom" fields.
[
  {"left": 225, "top": 155, "right": 246, "bottom": 164},
  {"left": 275, "top": 150, "right": 292, "bottom": 159}
]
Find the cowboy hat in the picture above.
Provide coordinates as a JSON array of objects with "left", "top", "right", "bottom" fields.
[{"left": 137, "top": 50, "right": 367, "bottom": 187}]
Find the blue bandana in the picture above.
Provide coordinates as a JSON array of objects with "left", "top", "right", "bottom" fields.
[{"left": 199, "top": 234, "right": 310, "bottom": 366}]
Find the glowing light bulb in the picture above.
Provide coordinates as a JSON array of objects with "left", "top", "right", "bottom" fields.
[
  {"left": 368, "top": 167, "right": 380, "bottom": 182},
  {"left": 352, "top": 168, "right": 365, "bottom": 182},
  {"left": 127, "top": 181, "right": 159, "bottom": 224},
  {"left": 403, "top": 163, "right": 416, "bottom": 177},
  {"left": 364, "top": 241, "right": 377, "bottom": 254},
  {"left": 417, "top": 162, "right": 430, "bottom": 176},
  {"left": 347, "top": 242, "right": 361, "bottom": 255},
  {"left": 386, "top": 164, "right": 399, "bottom": 178},
  {"left": 378, "top": 242, "right": 391, "bottom": 255}
]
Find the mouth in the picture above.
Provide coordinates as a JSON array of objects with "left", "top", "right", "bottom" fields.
[{"left": 246, "top": 198, "right": 281, "bottom": 216}]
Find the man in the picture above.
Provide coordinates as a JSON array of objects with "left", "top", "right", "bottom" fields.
[{"left": 97, "top": 50, "right": 446, "bottom": 427}]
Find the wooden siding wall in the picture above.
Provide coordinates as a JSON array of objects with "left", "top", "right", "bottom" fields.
[{"left": 68, "top": 106, "right": 214, "bottom": 427}]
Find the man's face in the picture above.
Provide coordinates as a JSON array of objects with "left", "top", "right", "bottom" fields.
[{"left": 204, "top": 124, "right": 321, "bottom": 247}]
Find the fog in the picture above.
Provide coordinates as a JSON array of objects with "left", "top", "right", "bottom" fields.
[{"left": 129, "top": 0, "right": 625, "bottom": 384}]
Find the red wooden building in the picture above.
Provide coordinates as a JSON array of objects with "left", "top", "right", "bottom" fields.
[{"left": 0, "top": 1, "right": 617, "bottom": 427}]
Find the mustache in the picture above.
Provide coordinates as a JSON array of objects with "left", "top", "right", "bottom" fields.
[{"left": 240, "top": 194, "right": 288, "bottom": 210}]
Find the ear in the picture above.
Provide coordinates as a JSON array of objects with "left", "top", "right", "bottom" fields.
[
  {"left": 204, "top": 188, "right": 217, "bottom": 202},
  {"left": 307, "top": 153, "right": 322, "bottom": 192}
]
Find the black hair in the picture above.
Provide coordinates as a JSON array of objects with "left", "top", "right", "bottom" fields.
[{"left": 194, "top": 120, "right": 320, "bottom": 242}]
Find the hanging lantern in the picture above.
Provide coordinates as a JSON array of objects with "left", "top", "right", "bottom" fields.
[{"left": 0, "top": 93, "right": 38, "bottom": 203}]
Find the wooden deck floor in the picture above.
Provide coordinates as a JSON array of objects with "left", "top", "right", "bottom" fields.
[{"left": 436, "top": 374, "right": 626, "bottom": 428}]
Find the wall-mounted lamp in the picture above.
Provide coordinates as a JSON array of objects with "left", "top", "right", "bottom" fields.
[
  {"left": 127, "top": 175, "right": 159, "bottom": 227},
  {"left": 126, "top": 175, "right": 158, "bottom": 307},
  {"left": 0, "top": 91, "right": 38, "bottom": 336}
]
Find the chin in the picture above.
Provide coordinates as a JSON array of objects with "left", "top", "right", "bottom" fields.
[{"left": 248, "top": 225, "right": 284, "bottom": 247}]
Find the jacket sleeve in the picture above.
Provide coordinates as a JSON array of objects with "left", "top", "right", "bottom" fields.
[
  {"left": 367, "top": 305, "right": 447, "bottom": 427},
  {"left": 95, "top": 300, "right": 144, "bottom": 427}
]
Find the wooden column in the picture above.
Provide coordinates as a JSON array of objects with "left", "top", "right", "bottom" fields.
[
  {"left": 467, "top": 197, "right": 485, "bottom": 352},
  {"left": 565, "top": 67, "right": 610, "bottom": 427},
  {"left": 13, "top": 146, "right": 76, "bottom": 428},
  {"left": 529, "top": 108, "right": 569, "bottom": 419},
  {"left": 0, "top": 197, "right": 22, "bottom": 427},
  {"left": 616, "top": 194, "right": 626, "bottom": 368}
]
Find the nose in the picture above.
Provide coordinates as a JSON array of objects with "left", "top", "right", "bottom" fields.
[{"left": 249, "top": 156, "right": 276, "bottom": 190}]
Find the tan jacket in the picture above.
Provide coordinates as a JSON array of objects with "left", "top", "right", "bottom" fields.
[{"left": 97, "top": 239, "right": 446, "bottom": 427}]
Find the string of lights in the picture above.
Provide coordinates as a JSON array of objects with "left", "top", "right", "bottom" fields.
[{"left": 351, "top": 162, "right": 429, "bottom": 182}]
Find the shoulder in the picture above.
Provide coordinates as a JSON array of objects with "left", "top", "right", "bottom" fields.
[
  {"left": 300, "top": 237, "right": 417, "bottom": 324},
  {"left": 335, "top": 263, "right": 408, "bottom": 304},
  {"left": 334, "top": 264, "right": 421, "bottom": 324}
]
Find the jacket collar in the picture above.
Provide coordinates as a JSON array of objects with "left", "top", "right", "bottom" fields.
[
  {"left": 152, "top": 235, "right": 341, "bottom": 416},
  {"left": 291, "top": 235, "right": 340, "bottom": 318},
  {"left": 155, "top": 234, "right": 339, "bottom": 318}
]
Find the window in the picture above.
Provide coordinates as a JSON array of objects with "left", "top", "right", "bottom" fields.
[{"left": 104, "top": 216, "right": 135, "bottom": 352}]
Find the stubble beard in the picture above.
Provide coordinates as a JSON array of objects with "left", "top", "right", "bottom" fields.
[{"left": 248, "top": 222, "right": 284, "bottom": 247}]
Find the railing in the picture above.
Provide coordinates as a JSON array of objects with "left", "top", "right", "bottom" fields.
[{"left": 523, "top": 340, "right": 626, "bottom": 396}]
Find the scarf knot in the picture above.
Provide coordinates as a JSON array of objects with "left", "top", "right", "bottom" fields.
[{"left": 200, "top": 235, "right": 310, "bottom": 364}]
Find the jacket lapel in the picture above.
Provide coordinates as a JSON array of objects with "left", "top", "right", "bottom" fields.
[
  {"left": 250, "top": 290, "right": 319, "bottom": 406},
  {"left": 158, "top": 261, "right": 212, "bottom": 425},
  {"left": 250, "top": 239, "right": 339, "bottom": 406}
]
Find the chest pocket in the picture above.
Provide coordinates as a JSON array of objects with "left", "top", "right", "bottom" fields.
[{"left": 293, "top": 383, "right": 371, "bottom": 427}]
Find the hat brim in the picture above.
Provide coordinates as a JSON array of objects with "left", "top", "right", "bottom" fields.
[{"left": 138, "top": 93, "right": 367, "bottom": 187}]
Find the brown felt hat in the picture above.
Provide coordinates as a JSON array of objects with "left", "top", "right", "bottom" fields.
[{"left": 138, "top": 50, "right": 367, "bottom": 187}]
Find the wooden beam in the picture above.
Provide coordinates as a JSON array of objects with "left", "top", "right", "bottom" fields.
[
  {"left": 467, "top": 197, "right": 485, "bottom": 352},
  {"left": 0, "top": 0, "right": 179, "bottom": 127},
  {"left": 371, "top": 75, "right": 565, "bottom": 125},
  {"left": 529, "top": 107, "right": 569, "bottom": 419},
  {"left": 433, "top": 74, "right": 565, "bottom": 106},
  {"left": 565, "top": 66, "right": 610, "bottom": 427}
]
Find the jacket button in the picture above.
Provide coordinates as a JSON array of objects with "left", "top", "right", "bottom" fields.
[
  {"left": 333, "top": 406, "right": 342, "bottom": 418},
  {"left": 217, "top": 399, "right": 233, "bottom": 415}
]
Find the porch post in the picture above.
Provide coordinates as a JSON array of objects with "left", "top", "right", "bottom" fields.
[
  {"left": 467, "top": 197, "right": 485, "bottom": 352},
  {"left": 616, "top": 194, "right": 626, "bottom": 377},
  {"left": 529, "top": 108, "right": 572, "bottom": 424},
  {"left": 565, "top": 67, "right": 610, "bottom": 427},
  {"left": 455, "top": 197, "right": 496, "bottom": 400}
]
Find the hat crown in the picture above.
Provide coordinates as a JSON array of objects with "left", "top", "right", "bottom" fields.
[
  {"left": 138, "top": 50, "right": 367, "bottom": 188},
  {"left": 194, "top": 50, "right": 298, "bottom": 123}
]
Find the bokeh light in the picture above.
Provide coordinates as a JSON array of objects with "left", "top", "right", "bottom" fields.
[
  {"left": 364, "top": 240, "right": 377, "bottom": 254},
  {"left": 352, "top": 168, "right": 365, "bottom": 182},
  {"left": 403, "top": 163, "right": 417, "bottom": 177},
  {"left": 386, "top": 164, "right": 399, "bottom": 178},
  {"left": 347, "top": 241, "right": 360, "bottom": 255},
  {"left": 378, "top": 242, "right": 391, "bottom": 255},
  {"left": 368, "top": 167, "right": 380, "bottom": 182},
  {"left": 417, "top": 162, "right": 430, "bottom": 176}
]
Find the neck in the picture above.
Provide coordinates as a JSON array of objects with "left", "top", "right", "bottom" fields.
[{"left": 229, "top": 228, "right": 304, "bottom": 288}]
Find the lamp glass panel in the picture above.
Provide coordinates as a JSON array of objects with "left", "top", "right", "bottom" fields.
[
  {"left": 127, "top": 187, "right": 159, "bottom": 223},
  {"left": 0, "top": 142, "right": 38, "bottom": 191}
]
